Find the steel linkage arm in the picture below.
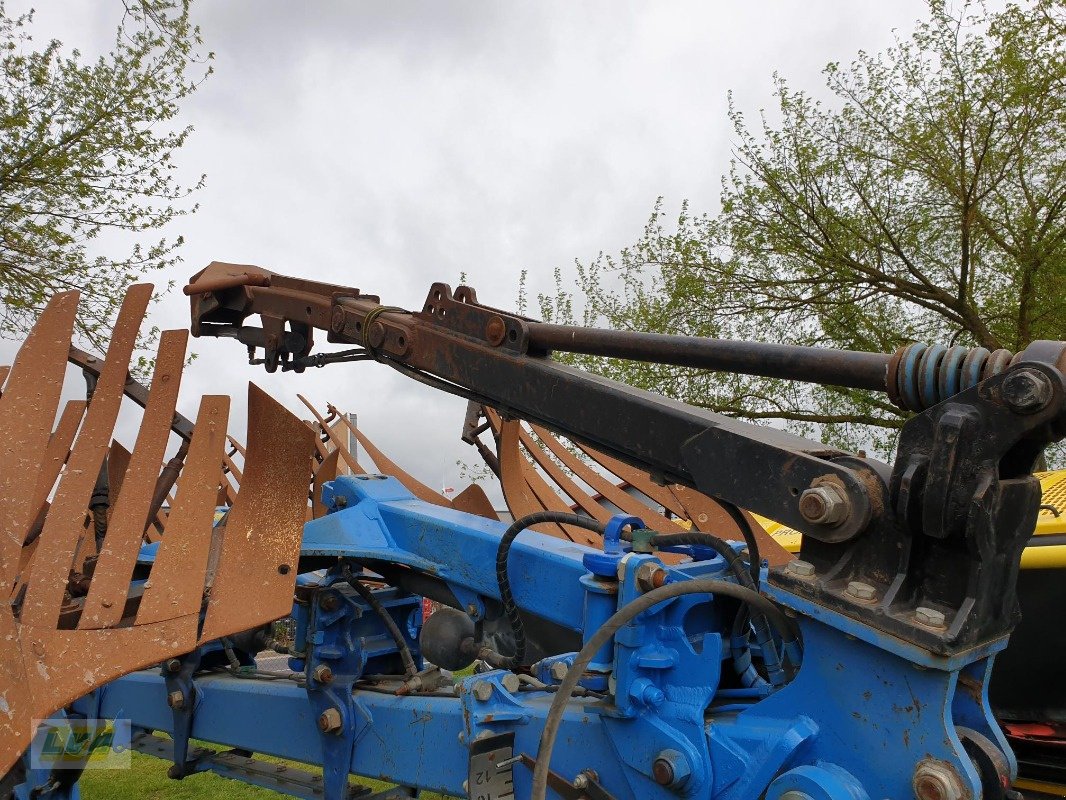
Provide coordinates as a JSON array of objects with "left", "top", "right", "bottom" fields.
[{"left": 186, "top": 261, "right": 1066, "bottom": 655}]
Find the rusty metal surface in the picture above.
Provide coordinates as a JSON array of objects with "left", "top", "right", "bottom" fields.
[
  {"left": 137, "top": 395, "right": 231, "bottom": 625},
  {"left": 0, "top": 289, "right": 318, "bottom": 776},
  {"left": 199, "top": 385, "right": 315, "bottom": 643},
  {"left": 297, "top": 395, "right": 500, "bottom": 521},
  {"left": 80, "top": 331, "right": 188, "bottom": 629},
  {"left": 0, "top": 292, "right": 81, "bottom": 588},
  {"left": 22, "top": 285, "right": 154, "bottom": 628},
  {"left": 326, "top": 401, "right": 447, "bottom": 506}
]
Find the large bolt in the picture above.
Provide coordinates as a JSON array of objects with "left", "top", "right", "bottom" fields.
[
  {"left": 549, "top": 662, "right": 569, "bottom": 682},
  {"left": 652, "top": 749, "right": 691, "bottom": 788},
  {"left": 318, "top": 592, "right": 340, "bottom": 612},
  {"left": 165, "top": 658, "right": 182, "bottom": 674},
  {"left": 501, "top": 673, "right": 521, "bottom": 693},
  {"left": 798, "top": 484, "right": 849, "bottom": 525},
  {"left": 1002, "top": 369, "right": 1053, "bottom": 414},
  {"left": 473, "top": 681, "right": 494, "bottom": 702},
  {"left": 317, "top": 707, "right": 343, "bottom": 735},
  {"left": 915, "top": 606, "right": 947, "bottom": 629},
  {"left": 912, "top": 759, "right": 964, "bottom": 800},
  {"left": 786, "top": 559, "right": 816, "bottom": 578},
  {"left": 572, "top": 774, "right": 589, "bottom": 790},
  {"left": 313, "top": 664, "right": 334, "bottom": 684},
  {"left": 166, "top": 690, "right": 185, "bottom": 710},
  {"left": 845, "top": 581, "right": 877, "bottom": 601},
  {"left": 485, "top": 316, "right": 507, "bottom": 347}
]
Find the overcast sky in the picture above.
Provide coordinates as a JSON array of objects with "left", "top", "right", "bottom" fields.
[{"left": 15, "top": 1, "right": 927, "bottom": 502}]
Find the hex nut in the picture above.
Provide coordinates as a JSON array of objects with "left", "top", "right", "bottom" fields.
[
  {"left": 501, "top": 673, "right": 521, "bottom": 693},
  {"left": 915, "top": 606, "right": 947, "bottom": 629},
  {"left": 786, "top": 559, "right": 816, "bottom": 578},
  {"left": 572, "top": 774, "right": 589, "bottom": 790},
  {"left": 313, "top": 664, "right": 334, "bottom": 684},
  {"left": 1001, "top": 369, "right": 1052, "bottom": 414},
  {"left": 318, "top": 592, "right": 340, "bottom": 612},
  {"left": 165, "top": 658, "right": 182, "bottom": 674},
  {"left": 166, "top": 690, "right": 185, "bottom": 710},
  {"left": 845, "top": 581, "right": 877, "bottom": 601},
  {"left": 798, "top": 484, "right": 850, "bottom": 525},
  {"left": 549, "top": 662, "right": 569, "bottom": 681},
  {"left": 912, "top": 759, "right": 964, "bottom": 800},
  {"left": 317, "top": 707, "right": 343, "bottom": 735},
  {"left": 472, "top": 681, "right": 494, "bottom": 702}
]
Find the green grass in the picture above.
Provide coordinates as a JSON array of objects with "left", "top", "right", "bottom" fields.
[{"left": 78, "top": 737, "right": 454, "bottom": 800}]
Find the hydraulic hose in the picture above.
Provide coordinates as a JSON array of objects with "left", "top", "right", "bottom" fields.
[
  {"left": 530, "top": 578, "right": 799, "bottom": 800},
  {"left": 496, "top": 511, "right": 607, "bottom": 665},
  {"left": 648, "top": 530, "right": 788, "bottom": 683},
  {"left": 341, "top": 565, "right": 418, "bottom": 678}
]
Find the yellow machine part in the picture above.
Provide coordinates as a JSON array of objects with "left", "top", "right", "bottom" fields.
[{"left": 756, "top": 470, "right": 1066, "bottom": 569}]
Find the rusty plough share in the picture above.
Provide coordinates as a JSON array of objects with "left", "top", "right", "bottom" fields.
[{"left": 0, "top": 286, "right": 316, "bottom": 775}]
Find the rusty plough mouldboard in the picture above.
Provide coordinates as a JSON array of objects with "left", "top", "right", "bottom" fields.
[{"left": 0, "top": 286, "right": 316, "bottom": 775}]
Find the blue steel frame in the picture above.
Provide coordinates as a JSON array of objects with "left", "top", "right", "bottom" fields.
[{"left": 51, "top": 474, "right": 1013, "bottom": 800}]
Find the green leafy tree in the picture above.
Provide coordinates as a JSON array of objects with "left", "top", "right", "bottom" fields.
[
  {"left": 0, "top": 0, "right": 211, "bottom": 354},
  {"left": 543, "top": 0, "right": 1066, "bottom": 459}
]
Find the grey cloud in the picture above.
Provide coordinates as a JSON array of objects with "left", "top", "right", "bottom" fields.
[{"left": 6, "top": 1, "right": 925, "bottom": 501}]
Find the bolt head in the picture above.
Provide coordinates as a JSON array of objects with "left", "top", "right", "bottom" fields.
[
  {"left": 166, "top": 690, "right": 185, "bottom": 710},
  {"left": 572, "top": 774, "right": 589, "bottom": 790},
  {"left": 845, "top": 580, "right": 877, "bottom": 601},
  {"left": 1002, "top": 369, "right": 1052, "bottom": 414},
  {"left": 549, "top": 662, "right": 569, "bottom": 681},
  {"left": 165, "top": 658, "right": 182, "bottom": 673},
  {"left": 912, "top": 759, "right": 964, "bottom": 800},
  {"left": 317, "top": 707, "right": 343, "bottom": 735},
  {"left": 466, "top": 603, "right": 478, "bottom": 616},
  {"left": 501, "top": 673, "right": 521, "bottom": 693},
  {"left": 915, "top": 606, "right": 946, "bottom": 629},
  {"left": 786, "top": 559, "right": 816, "bottom": 578},
  {"left": 798, "top": 485, "right": 849, "bottom": 525},
  {"left": 651, "top": 758, "right": 674, "bottom": 786},
  {"left": 485, "top": 316, "right": 507, "bottom": 346},
  {"left": 651, "top": 749, "right": 691, "bottom": 788},
  {"left": 318, "top": 592, "right": 339, "bottom": 612},
  {"left": 313, "top": 664, "right": 334, "bottom": 684},
  {"left": 472, "top": 681, "right": 493, "bottom": 702}
]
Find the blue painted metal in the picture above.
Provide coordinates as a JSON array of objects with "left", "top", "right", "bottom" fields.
[{"left": 54, "top": 477, "right": 1013, "bottom": 800}]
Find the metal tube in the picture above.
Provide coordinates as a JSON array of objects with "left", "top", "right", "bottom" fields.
[{"left": 527, "top": 323, "right": 891, "bottom": 392}]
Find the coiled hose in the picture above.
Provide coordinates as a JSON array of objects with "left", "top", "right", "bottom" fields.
[{"left": 496, "top": 512, "right": 608, "bottom": 666}]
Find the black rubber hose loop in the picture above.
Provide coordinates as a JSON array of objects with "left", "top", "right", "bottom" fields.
[{"left": 496, "top": 512, "right": 607, "bottom": 666}]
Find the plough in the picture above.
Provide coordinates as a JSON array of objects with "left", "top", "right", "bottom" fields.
[{"left": 0, "top": 258, "right": 1064, "bottom": 799}]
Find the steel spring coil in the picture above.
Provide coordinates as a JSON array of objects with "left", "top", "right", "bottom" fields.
[{"left": 887, "top": 342, "right": 1016, "bottom": 412}]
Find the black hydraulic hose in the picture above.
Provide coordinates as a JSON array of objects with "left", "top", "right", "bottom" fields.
[
  {"left": 341, "top": 565, "right": 418, "bottom": 678},
  {"left": 647, "top": 531, "right": 755, "bottom": 589},
  {"left": 719, "top": 501, "right": 762, "bottom": 588},
  {"left": 531, "top": 578, "right": 799, "bottom": 800},
  {"left": 648, "top": 530, "right": 792, "bottom": 681},
  {"left": 497, "top": 512, "right": 607, "bottom": 665}
]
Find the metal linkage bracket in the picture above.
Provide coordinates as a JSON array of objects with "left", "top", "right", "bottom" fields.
[
  {"left": 774, "top": 359, "right": 1066, "bottom": 654},
  {"left": 162, "top": 650, "right": 202, "bottom": 779}
]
